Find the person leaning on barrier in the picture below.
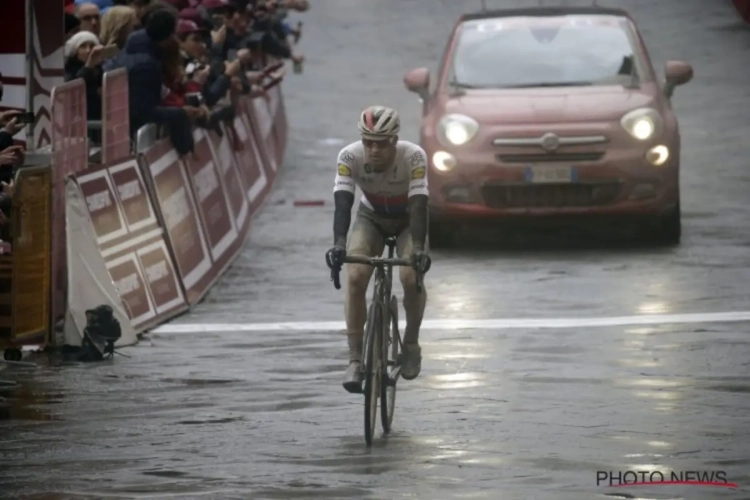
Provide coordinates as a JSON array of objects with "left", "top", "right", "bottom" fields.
[
  {"left": 64, "top": 31, "right": 106, "bottom": 128},
  {"left": 176, "top": 19, "right": 242, "bottom": 107},
  {"left": 108, "top": 6, "right": 196, "bottom": 155},
  {"left": 248, "top": 1, "right": 304, "bottom": 65}
]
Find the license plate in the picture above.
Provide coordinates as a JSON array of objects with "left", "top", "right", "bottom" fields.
[{"left": 524, "top": 166, "right": 576, "bottom": 184}]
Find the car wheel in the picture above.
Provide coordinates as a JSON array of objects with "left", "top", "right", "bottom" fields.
[
  {"left": 644, "top": 202, "right": 681, "bottom": 246},
  {"left": 428, "top": 217, "right": 455, "bottom": 249}
]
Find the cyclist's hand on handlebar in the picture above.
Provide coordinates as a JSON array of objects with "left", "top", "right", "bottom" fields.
[
  {"left": 325, "top": 245, "right": 347, "bottom": 269},
  {"left": 411, "top": 251, "right": 431, "bottom": 274}
]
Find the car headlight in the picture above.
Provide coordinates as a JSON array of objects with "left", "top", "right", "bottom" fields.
[
  {"left": 438, "top": 114, "right": 479, "bottom": 146},
  {"left": 621, "top": 108, "right": 663, "bottom": 141}
]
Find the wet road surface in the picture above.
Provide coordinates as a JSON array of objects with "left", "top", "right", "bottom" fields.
[{"left": 3, "top": 0, "right": 750, "bottom": 498}]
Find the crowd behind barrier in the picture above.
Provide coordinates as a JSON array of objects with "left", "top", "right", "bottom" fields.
[{"left": 0, "top": 0, "right": 303, "bottom": 358}]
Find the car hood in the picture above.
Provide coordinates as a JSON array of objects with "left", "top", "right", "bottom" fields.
[{"left": 443, "top": 85, "right": 658, "bottom": 124}]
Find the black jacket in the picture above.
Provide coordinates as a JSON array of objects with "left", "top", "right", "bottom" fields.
[
  {"left": 107, "top": 29, "right": 194, "bottom": 155},
  {"left": 64, "top": 58, "right": 103, "bottom": 121}
]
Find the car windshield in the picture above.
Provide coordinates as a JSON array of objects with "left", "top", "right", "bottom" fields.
[{"left": 450, "top": 15, "right": 642, "bottom": 89}]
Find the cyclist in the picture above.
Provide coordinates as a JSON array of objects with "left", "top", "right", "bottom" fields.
[{"left": 326, "top": 105, "right": 432, "bottom": 393}]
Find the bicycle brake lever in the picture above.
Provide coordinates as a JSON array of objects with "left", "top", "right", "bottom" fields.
[{"left": 331, "top": 265, "right": 341, "bottom": 290}]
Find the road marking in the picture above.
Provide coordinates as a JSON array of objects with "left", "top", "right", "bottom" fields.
[{"left": 150, "top": 310, "right": 750, "bottom": 333}]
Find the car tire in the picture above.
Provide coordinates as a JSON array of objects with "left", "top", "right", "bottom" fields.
[
  {"left": 644, "top": 202, "right": 681, "bottom": 246},
  {"left": 428, "top": 218, "right": 455, "bottom": 249}
]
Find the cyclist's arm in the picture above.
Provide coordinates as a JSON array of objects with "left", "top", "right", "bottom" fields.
[
  {"left": 407, "top": 147, "right": 429, "bottom": 252},
  {"left": 333, "top": 154, "right": 356, "bottom": 248}
]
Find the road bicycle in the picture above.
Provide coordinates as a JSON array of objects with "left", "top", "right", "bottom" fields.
[{"left": 329, "top": 236, "right": 424, "bottom": 446}]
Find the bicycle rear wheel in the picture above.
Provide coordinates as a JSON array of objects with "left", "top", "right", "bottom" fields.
[
  {"left": 381, "top": 295, "right": 400, "bottom": 433},
  {"left": 363, "top": 302, "right": 382, "bottom": 446}
]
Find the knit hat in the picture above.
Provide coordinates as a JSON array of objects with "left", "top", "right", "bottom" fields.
[
  {"left": 145, "top": 8, "right": 177, "bottom": 42},
  {"left": 65, "top": 30, "right": 101, "bottom": 59}
]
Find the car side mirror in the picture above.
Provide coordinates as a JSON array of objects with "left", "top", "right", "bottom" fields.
[
  {"left": 663, "top": 60, "right": 693, "bottom": 98},
  {"left": 403, "top": 67, "right": 431, "bottom": 103}
]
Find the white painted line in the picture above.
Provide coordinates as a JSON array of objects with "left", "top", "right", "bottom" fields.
[{"left": 150, "top": 310, "right": 750, "bottom": 333}]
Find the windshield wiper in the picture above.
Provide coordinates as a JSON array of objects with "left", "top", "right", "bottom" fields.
[{"left": 500, "top": 81, "right": 594, "bottom": 89}]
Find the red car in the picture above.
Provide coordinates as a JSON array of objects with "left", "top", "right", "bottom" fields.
[{"left": 403, "top": 6, "right": 693, "bottom": 246}]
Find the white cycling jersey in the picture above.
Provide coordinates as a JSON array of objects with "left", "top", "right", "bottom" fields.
[{"left": 333, "top": 140, "right": 429, "bottom": 217}]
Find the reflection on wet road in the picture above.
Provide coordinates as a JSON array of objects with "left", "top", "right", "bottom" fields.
[
  {"left": 4, "top": 0, "right": 750, "bottom": 498},
  {"left": 3, "top": 322, "right": 750, "bottom": 498}
]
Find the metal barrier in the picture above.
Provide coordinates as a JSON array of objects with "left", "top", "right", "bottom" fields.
[
  {"left": 0, "top": 166, "right": 52, "bottom": 358},
  {"left": 50, "top": 79, "right": 88, "bottom": 334},
  {"left": 102, "top": 69, "right": 131, "bottom": 165},
  {"left": 11, "top": 167, "right": 52, "bottom": 342}
]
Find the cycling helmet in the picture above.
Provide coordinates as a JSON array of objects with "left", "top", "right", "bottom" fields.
[{"left": 358, "top": 105, "right": 400, "bottom": 139}]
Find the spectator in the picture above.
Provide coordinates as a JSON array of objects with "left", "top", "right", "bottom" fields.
[
  {"left": 75, "top": 2, "right": 104, "bottom": 35},
  {"left": 179, "top": 7, "right": 211, "bottom": 30},
  {"left": 0, "top": 112, "right": 25, "bottom": 183},
  {"left": 247, "top": 1, "right": 303, "bottom": 64},
  {"left": 110, "top": 6, "right": 195, "bottom": 154},
  {"left": 66, "top": 13, "right": 82, "bottom": 40},
  {"left": 99, "top": 6, "right": 138, "bottom": 49},
  {"left": 0, "top": 111, "right": 26, "bottom": 241},
  {"left": 163, "top": 0, "right": 189, "bottom": 9},
  {"left": 130, "top": 0, "right": 155, "bottom": 23},
  {"left": 64, "top": 31, "right": 106, "bottom": 123}
]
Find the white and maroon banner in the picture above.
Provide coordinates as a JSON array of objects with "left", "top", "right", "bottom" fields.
[
  {"left": 74, "top": 158, "right": 188, "bottom": 332},
  {"left": 61, "top": 89, "right": 288, "bottom": 334},
  {"left": 140, "top": 139, "right": 214, "bottom": 306}
]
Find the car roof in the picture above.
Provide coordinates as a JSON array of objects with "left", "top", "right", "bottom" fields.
[{"left": 460, "top": 6, "right": 632, "bottom": 23}]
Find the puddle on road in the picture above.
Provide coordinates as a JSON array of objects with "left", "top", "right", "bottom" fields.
[{"left": 0, "top": 378, "right": 65, "bottom": 422}]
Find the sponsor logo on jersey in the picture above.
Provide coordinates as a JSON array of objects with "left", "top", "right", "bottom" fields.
[
  {"left": 409, "top": 150, "right": 426, "bottom": 167},
  {"left": 337, "top": 164, "right": 351, "bottom": 176},
  {"left": 411, "top": 167, "right": 426, "bottom": 179},
  {"left": 339, "top": 150, "right": 356, "bottom": 164}
]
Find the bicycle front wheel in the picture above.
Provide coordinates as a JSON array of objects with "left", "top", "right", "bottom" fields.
[
  {"left": 363, "top": 302, "right": 382, "bottom": 446},
  {"left": 381, "top": 294, "right": 400, "bottom": 433}
]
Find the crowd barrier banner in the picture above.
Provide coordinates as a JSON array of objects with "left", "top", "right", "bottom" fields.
[
  {"left": 184, "top": 129, "right": 240, "bottom": 266},
  {"left": 733, "top": 0, "right": 750, "bottom": 23},
  {"left": 268, "top": 84, "right": 288, "bottom": 167},
  {"left": 251, "top": 96, "right": 278, "bottom": 173},
  {"left": 102, "top": 69, "right": 131, "bottom": 165},
  {"left": 11, "top": 167, "right": 53, "bottom": 342},
  {"left": 73, "top": 157, "right": 189, "bottom": 332},
  {"left": 139, "top": 138, "right": 215, "bottom": 306},
  {"left": 50, "top": 79, "right": 89, "bottom": 334},
  {"left": 205, "top": 128, "right": 250, "bottom": 236},
  {"left": 64, "top": 177, "right": 139, "bottom": 348},
  {"left": 230, "top": 102, "right": 269, "bottom": 213},
  {"left": 49, "top": 78, "right": 287, "bottom": 339}
]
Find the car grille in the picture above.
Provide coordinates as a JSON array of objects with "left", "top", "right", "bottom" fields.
[
  {"left": 496, "top": 152, "right": 604, "bottom": 163},
  {"left": 481, "top": 183, "right": 621, "bottom": 208}
]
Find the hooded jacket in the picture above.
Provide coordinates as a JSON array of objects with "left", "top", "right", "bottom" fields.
[{"left": 106, "top": 29, "right": 194, "bottom": 155}]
